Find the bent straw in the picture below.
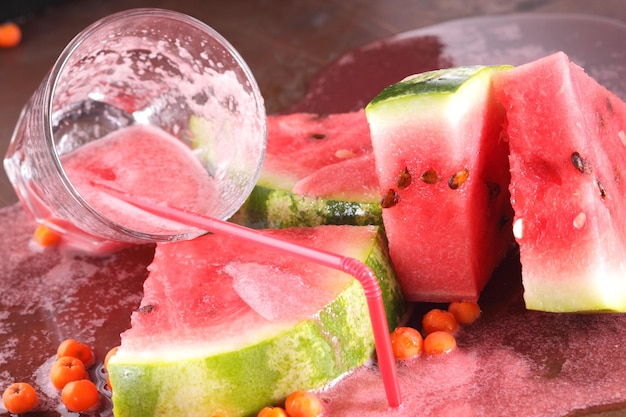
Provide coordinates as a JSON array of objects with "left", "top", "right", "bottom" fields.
[{"left": 102, "top": 186, "right": 402, "bottom": 408}]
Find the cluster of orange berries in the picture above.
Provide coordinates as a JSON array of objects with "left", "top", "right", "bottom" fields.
[
  {"left": 257, "top": 390, "right": 323, "bottom": 417},
  {"left": 390, "top": 301, "right": 481, "bottom": 360},
  {"left": 1, "top": 338, "right": 117, "bottom": 414}
]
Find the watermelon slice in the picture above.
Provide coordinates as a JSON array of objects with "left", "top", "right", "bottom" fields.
[
  {"left": 108, "top": 225, "right": 405, "bottom": 417},
  {"left": 493, "top": 52, "right": 626, "bottom": 312},
  {"left": 231, "top": 111, "right": 382, "bottom": 228},
  {"left": 365, "top": 66, "right": 515, "bottom": 303}
]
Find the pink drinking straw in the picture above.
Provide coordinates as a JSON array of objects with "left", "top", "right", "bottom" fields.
[{"left": 102, "top": 186, "right": 402, "bottom": 408}]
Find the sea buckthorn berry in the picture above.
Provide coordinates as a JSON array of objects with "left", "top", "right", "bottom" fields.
[
  {"left": 57, "top": 339, "right": 95, "bottom": 368},
  {"left": 258, "top": 406, "right": 288, "bottom": 417},
  {"left": 0, "top": 22, "right": 21, "bottom": 48},
  {"left": 61, "top": 379, "right": 99, "bottom": 412},
  {"left": 448, "top": 301, "right": 481, "bottom": 325},
  {"left": 2, "top": 382, "right": 38, "bottom": 414},
  {"left": 424, "top": 331, "right": 457, "bottom": 355},
  {"left": 390, "top": 326, "right": 423, "bottom": 360},
  {"left": 285, "top": 390, "right": 322, "bottom": 417},
  {"left": 33, "top": 224, "right": 61, "bottom": 247},
  {"left": 421, "top": 308, "right": 458, "bottom": 335},
  {"left": 50, "top": 356, "right": 87, "bottom": 390}
]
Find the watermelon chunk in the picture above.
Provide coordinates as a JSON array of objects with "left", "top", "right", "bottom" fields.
[
  {"left": 493, "top": 52, "right": 626, "bottom": 312},
  {"left": 365, "top": 66, "right": 515, "bottom": 303},
  {"left": 232, "top": 111, "right": 382, "bottom": 228},
  {"left": 108, "top": 225, "right": 405, "bottom": 417}
]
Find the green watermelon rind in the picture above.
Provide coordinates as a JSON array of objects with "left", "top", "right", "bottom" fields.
[
  {"left": 231, "top": 184, "right": 382, "bottom": 229},
  {"left": 368, "top": 66, "right": 488, "bottom": 106},
  {"left": 109, "top": 227, "right": 405, "bottom": 417}
]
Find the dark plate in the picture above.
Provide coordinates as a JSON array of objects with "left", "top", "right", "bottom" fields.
[{"left": 289, "top": 13, "right": 626, "bottom": 114}]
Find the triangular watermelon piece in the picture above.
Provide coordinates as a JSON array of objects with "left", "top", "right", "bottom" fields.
[
  {"left": 108, "top": 225, "right": 405, "bottom": 417},
  {"left": 365, "top": 66, "right": 515, "bottom": 303},
  {"left": 232, "top": 111, "right": 382, "bottom": 228},
  {"left": 493, "top": 52, "right": 626, "bottom": 312}
]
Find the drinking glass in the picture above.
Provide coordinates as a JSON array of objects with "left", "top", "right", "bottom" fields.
[{"left": 4, "top": 8, "right": 266, "bottom": 253}]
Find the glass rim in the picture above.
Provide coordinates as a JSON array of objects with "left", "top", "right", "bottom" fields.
[{"left": 40, "top": 8, "right": 266, "bottom": 242}]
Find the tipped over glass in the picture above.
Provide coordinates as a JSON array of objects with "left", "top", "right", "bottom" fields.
[{"left": 4, "top": 8, "right": 266, "bottom": 253}]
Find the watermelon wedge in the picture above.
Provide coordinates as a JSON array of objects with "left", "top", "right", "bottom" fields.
[
  {"left": 231, "top": 111, "right": 382, "bottom": 228},
  {"left": 493, "top": 52, "right": 626, "bottom": 312},
  {"left": 108, "top": 225, "right": 405, "bottom": 417},
  {"left": 365, "top": 66, "right": 515, "bottom": 303}
]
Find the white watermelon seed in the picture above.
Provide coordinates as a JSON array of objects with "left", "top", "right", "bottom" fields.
[
  {"left": 335, "top": 149, "right": 355, "bottom": 159},
  {"left": 513, "top": 218, "right": 523, "bottom": 239},
  {"left": 618, "top": 130, "right": 626, "bottom": 147},
  {"left": 573, "top": 212, "right": 586, "bottom": 229}
]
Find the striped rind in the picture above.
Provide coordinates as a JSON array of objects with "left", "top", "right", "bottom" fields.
[
  {"left": 231, "top": 185, "right": 382, "bottom": 229},
  {"left": 109, "top": 226, "right": 404, "bottom": 417}
]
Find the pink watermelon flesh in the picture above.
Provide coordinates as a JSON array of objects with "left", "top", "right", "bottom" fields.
[
  {"left": 120, "top": 225, "right": 374, "bottom": 354},
  {"left": 292, "top": 153, "right": 379, "bottom": 201},
  {"left": 62, "top": 124, "right": 218, "bottom": 235},
  {"left": 493, "top": 52, "right": 626, "bottom": 312},
  {"left": 367, "top": 69, "right": 514, "bottom": 303},
  {"left": 262, "top": 110, "right": 375, "bottom": 196}
]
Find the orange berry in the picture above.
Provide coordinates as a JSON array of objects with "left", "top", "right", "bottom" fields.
[
  {"left": 448, "top": 301, "right": 481, "bottom": 325},
  {"left": 104, "top": 346, "right": 119, "bottom": 371},
  {"left": 0, "top": 22, "right": 21, "bottom": 48},
  {"left": 57, "top": 339, "right": 95, "bottom": 368},
  {"left": 33, "top": 224, "right": 61, "bottom": 247},
  {"left": 424, "top": 330, "right": 457, "bottom": 355},
  {"left": 284, "top": 390, "right": 322, "bottom": 417},
  {"left": 390, "top": 326, "right": 423, "bottom": 360},
  {"left": 421, "top": 308, "right": 458, "bottom": 335},
  {"left": 61, "top": 379, "right": 99, "bottom": 412},
  {"left": 2, "top": 382, "right": 38, "bottom": 414},
  {"left": 50, "top": 356, "right": 87, "bottom": 390},
  {"left": 258, "top": 406, "right": 288, "bottom": 417}
]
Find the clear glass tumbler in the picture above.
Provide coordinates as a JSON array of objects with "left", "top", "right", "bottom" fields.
[{"left": 4, "top": 8, "right": 266, "bottom": 253}]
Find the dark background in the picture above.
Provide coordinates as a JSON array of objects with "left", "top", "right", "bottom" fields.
[{"left": 1, "top": 0, "right": 626, "bottom": 207}]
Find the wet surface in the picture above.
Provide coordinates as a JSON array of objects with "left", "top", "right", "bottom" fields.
[{"left": 2, "top": 2, "right": 626, "bottom": 416}]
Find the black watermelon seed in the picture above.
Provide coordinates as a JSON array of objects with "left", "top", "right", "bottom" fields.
[
  {"left": 596, "top": 178, "right": 607, "bottom": 200},
  {"left": 420, "top": 169, "right": 438, "bottom": 184},
  {"left": 310, "top": 133, "right": 327, "bottom": 140},
  {"left": 396, "top": 167, "right": 412, "bottom": 190},
  {"left": 138, "top": 304, "right": 156, "bottom": 314},
  {"left": 448, "top": 169, "right": 469, "bottom": 190},
  {"left": 498, "top": 216, "right": 511, "bottom": 229},
  {"left": 485, "top": 181, "right": 501, "bottom": 200},
  {"left": 310, "top": 113, "right": 330, "bottom": 121},
  {"left": 571, "top": 152, "right": 592, "bottom": 174},
  {"left": 381, "top": 189, "right": 399, "bottom": 208},
  {"left": 606, "top": 97, "right": 614, "bottom": 114}
]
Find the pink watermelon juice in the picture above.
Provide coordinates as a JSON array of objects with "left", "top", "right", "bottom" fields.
[{"left": 61, "top": 124, "right": 218, "bottom": 238}]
